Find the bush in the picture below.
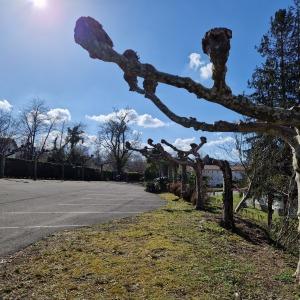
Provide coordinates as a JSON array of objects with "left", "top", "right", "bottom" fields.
[
  {"left": 145, "top": 181, "right": 157, "bottom": 193},
  {"left": 145, "top": 177, "right": 169, "bottom": 193},
  {"left": 144, "top": 163, "right": 159, "bottom": 181},
  {"left": 153, "top": 177, "right": 169, "bottom": 192},
  {"left": 168, "top": 182, "right": 181, "bottom": 196}
]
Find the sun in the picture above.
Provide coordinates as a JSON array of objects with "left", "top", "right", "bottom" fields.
[{"left": 31, "top": 0, "right": 47, "bottom": 9}]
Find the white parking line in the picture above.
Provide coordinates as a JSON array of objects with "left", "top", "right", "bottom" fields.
[
  {"left": 57, "top": 203, "right": 155, "bottom": 206},
  {"left": 4, "top": 211, "right": 143, "bottom": 214},
  {"left": 0, "top": 225, "right": 88, "bottom": 229}
]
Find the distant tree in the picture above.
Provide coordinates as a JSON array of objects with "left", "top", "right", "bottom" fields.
[
  {"left": 0, "top": 109, "right": 19, "bottom": 177},
  {"left": 19, "top": 99, "right": 64, "bottom": 179},
  {"left": 236, "top": 5, "right": 299, "bottom": 226},
  {"left": 65, "top": 123, "right": 86, "bottom": 165},
  {"left": 97, "top": 108, "right": 140, "bottom": 175},
  {"left": 0, "top": 110, "right": 17, "bottom": 155}
]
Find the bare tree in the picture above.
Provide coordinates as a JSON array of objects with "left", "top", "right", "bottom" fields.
[
  {"left": 127, "top": 137, "right": 235, "bottom": 229},
  {"left": 74, "top": 16, "right": 300, "bottom": 281},
  {"left": 97, "top": 108, "right": 140, "bottom": 175},
  {"left": 19, "top": 99, "right": 64, "bottom": 180},
  {"left": 0, "top": 110, "right": 18, "bottom": 177}
]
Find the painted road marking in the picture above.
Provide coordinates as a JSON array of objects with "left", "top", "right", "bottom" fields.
[
  {"left": 57, "top": 203, "right": 156, "bottom": 206},
  {"left": 3, "top": 211, "right": 143, "bottom": 214},
  {"left": 0, "top": 225, "right": 89, "bottom": 229}
]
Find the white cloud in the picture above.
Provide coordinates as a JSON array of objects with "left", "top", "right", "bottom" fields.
[
  {"left": 205, "top": 136, "right": 235, "bottom": 147},
  {"left": 173, "top": 137, "right": 196, "bottom": 150},
  {"left": 162, "top": 137, "right": 196, "bottom": 155},
  {"left": 200, "top": 63, "right": 213, "bottom": 80},
  {"left": 188, "top": 52, "right": 212, "bottom": 80},
  {"left": 188, "top": 53, "right": 203, "bottom": 70},
  {"left": 135, "top": 113, "right": 165, "bottom": 128},
  {"left": 0, "top": 99, "right": 13, "bottom": 112},
  {"left": 82, "top": 134, "right": 97, "bottom": 149},
  {"left": 47, "top": 108, "right": 71, "bottom": 123},
  {"left": 86, "top": 108, "right": 167, "bottom": 128}
]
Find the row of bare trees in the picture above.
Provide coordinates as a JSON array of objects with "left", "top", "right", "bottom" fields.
[
  {"left": 74, "top": 0, "right": 300, "bottom": 281},
  {"left": 126, "top": 137, "right": 235, "bottom": 230}
]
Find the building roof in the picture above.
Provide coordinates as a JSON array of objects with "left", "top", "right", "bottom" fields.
[
  {"left": 203, "top": 164, "right": 245, "bottom": 172},
  {"left": 204, "top": 165, "right": 220, "bottom": 170}
]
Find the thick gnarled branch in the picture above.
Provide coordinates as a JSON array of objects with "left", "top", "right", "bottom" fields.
[{"left": 74, "top": 16, "right": 300, "bottom": 127}]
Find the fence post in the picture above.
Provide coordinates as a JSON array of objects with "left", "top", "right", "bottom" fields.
[
  {"left": 82, "top": 165, "right": 85, "bottom": 181},
  {"left": 0, "top": 155, "right": 5, "bottom": 178}
]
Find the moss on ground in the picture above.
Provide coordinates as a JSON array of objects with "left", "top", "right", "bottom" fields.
[{"left": 0, "top": 193, "right": 299, "bottom": 299}]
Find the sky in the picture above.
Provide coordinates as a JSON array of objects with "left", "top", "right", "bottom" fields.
[{"left": 0, "top": 0, "right": 293, "bottom": 159}]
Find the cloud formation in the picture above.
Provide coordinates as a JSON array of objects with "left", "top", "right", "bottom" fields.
[
  {"left": 188, "top": 52, "right": 212, "bottom": 80},
  {"left": 162, "top": 137, "right": 196, "bottom": 154},
  {"left": 0, "top": 99, "right": 13, "bottom": 112},
  {"left": 188, "top": 53, "right": 203, "bottom": 70},
  {"left": 86, "top": 109, "right": 167, "bottom": 128},
  {"left": 205, "top": 136, "right": 235, "bottom": 147},
  {"left": 47, "top": 108, "right": 71, "bottom": 123},
  {"left": 199, "top": 63, "right": 213, "bottom": 79}
]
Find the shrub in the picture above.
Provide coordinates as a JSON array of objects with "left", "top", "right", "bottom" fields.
[
  {"left": 144, "top": 163, "right": 159, "bottom": 181},
  {"left": 153, "top": 177, "right": 169, "bottom": 192},
  {"left": 168, "top": 182, "right": 181, "bottom": 197},
  {"left": 145, "top": 181, "right": 157, "bottom": 193}
]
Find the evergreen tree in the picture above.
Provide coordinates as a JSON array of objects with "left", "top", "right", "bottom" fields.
[{"left": 245, "top": 1, "right": 299, "bottom": 217}]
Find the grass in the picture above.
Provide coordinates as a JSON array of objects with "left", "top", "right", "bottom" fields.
[
  {"left": 0, "top": 193, "right": 299, "bottom": 299},
  {"left": 211, "top": 193, "right": 277, "bottom": 226}
]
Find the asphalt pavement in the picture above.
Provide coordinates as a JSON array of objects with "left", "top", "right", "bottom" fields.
[{"left": 0, "top": 179, "right": 163, "bottom": 258}]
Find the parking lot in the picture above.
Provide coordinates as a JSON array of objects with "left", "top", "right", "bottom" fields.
[{"left": 0, "top": 179, "right": 163, "bottom": 257}]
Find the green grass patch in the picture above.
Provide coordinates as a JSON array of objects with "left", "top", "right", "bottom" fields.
[{"left": 0, "top": 193, "right": 299, "bottom": 299}]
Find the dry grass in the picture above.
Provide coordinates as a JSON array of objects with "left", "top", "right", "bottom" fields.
[{"left": 0, "top": 193, "right": 299, "bottom": 299}]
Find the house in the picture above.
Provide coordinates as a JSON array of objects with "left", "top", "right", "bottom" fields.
[
  {"left": 0, "top": 138, "right": 18, "bottom": 158},
  {"left": 203, "top": 164, "right": 245, "bottom": 187}
]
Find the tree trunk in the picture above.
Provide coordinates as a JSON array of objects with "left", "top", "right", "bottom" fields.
[
  {"left": 0, "top": 155, "right": 5, "bottom": 178},
  {"left": 291, "top": 136, "right": 300, "bottom": 282},
  {"left": 116, "top": 162, "right": 123, "bottom": 177},
  {"left": 221, "top": 161, "right": 234, "bottom": 230},
  {"left": 194, "top": 161, "right": 204, "bottom": 210},
  {"left": 283, "top": 194, "right": 288, "bottom": 216},
  {"left": 174, "top": 164, "right": 178, "bottom": 183},
  {"left": 235, "top": 179, "right": 253, "bottom": 212},
  {"left": 267, "top": 192, "right": 274, "bottom": 230},
  {"left": 181, "top": 164, "right": 187, "bottom": 198}
]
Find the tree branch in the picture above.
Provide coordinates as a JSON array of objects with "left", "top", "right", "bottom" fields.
[{"left": 74, "top": 16, "right": 300, "bottom": 127}]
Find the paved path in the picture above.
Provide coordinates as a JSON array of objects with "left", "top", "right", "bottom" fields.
[{"left": 0, "top": 179, "right": 163, "bottom": 258}]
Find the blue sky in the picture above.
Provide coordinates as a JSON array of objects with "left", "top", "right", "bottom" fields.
[{"left": 0, "top": 0, "right": 292, "bottom": 159}]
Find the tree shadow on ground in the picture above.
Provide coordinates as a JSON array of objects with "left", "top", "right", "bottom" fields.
[{"left": 232, "top": 216, "right": 274, "bottom": 246}]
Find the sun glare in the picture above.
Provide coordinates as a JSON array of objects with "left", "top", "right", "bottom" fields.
[{"left": 31, "top": 0, "right": 47, "bottom": 9}]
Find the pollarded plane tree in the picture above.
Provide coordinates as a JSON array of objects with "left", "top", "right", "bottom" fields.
[
  {"left": 124, "top": 140, "right": 177, "bottom": 184},
  {"left": 127, "top": 136, "right": 207, "bottom": 210},
  {"left": 160, "top": 136, "right": 207, "bottom": 205},
  {"left": 127, "top": 137, "right": 235, "bottom": 229},
  {"left": 74, "top": 17, "right": 300, "bottom": 281},
  {"left": 159, "top": 137, "right": 234, "bottom": 229},
  {"left": 203, "top": 155, "right": 234, "bottom": 230}
]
